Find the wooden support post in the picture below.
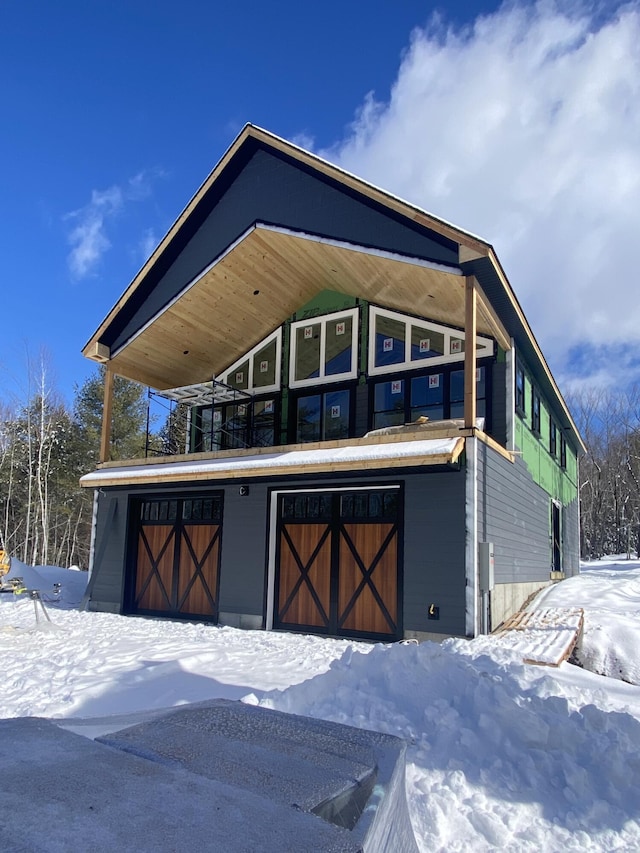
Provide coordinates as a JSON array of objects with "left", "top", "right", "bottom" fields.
[
  {"left": 464, "top": 276, "right": 477, "bottom": 430},
  {"left": 100, "top": 367, "right": 115, "bottom": 463}
]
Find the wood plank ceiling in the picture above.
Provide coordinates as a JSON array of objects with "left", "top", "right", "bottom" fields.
[{"left": 103, "top": 226, "right": 503, "bottom": 392}]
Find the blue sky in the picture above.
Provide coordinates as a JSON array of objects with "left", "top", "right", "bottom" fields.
[{"left": 1, "top": 0, "right": 638, "bottom": 406}]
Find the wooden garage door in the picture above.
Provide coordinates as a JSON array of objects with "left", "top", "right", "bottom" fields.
[
  {"left": 275, "top": 489, "right": 401, "bottom": 640},
  {"left": 131, "top": 495, "right": 222, "bottom": 621}
]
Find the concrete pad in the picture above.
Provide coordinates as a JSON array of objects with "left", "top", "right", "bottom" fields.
[{"left": 0, "top": 716, "right": 360, "bottom": 853}]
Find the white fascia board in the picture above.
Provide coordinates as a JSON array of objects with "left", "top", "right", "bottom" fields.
[{"left": 259, "top": 223, "right": 463, "bottom": 276}]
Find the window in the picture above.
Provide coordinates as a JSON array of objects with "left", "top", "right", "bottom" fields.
[
  {"left": 290, "top": 308, "right": 358, "bottom": 388},
  {"left": 219, "top": 328, "right": 282, "bottom": 394},
  {"left": 410, "top": 373, "right": 444, "bottom": 423},
  {"left": 139, "top": 496, "right": 222, "bottom": 524},
  {"left": 372, "top": 366, "right": 488, "bottom": 429},
  {"left": 373, "top": 379, "right": 406, "bottom": 429},
  {"left": 294, "top": 388, "right": 352, "bottom": 442},
  {"left": 550, "top": 421, "right": 557, "bottom": 457},
  {"left": 193, "top": 398, "right": 277, "bottom": 451},
  {"left": 340, "top": 489, "right": 398, "bottom": 521},
  {"left": 531, "top": 389, "right": 541, "bottom": 434},
  {"left": 560, "top": 435, "right": 567, "bottom": 469},
  {"left": 515, "top": 364, "right": 525, "bottom": 414},
  {"left": 551, "top": 501, "right": 562, "bottom": 571},
  {"left": 368, "top": 305, "right": 494, "bottom": 376}
]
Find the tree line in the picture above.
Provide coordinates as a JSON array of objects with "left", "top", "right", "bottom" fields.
[
  {"left": 0, "top": 363, "right": 151, "bottom": 570},
  {"left": 568, "top": 385, "right": 640, "bottom": 560}
]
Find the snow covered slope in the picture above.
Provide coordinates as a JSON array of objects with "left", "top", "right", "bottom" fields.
[{"left": 1, "top": 558, "right": 639, "bottom": 850}]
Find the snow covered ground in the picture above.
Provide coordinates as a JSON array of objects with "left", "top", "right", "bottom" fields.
[{"left": 1, "top": 557, "right": 640, "bottom": 851}]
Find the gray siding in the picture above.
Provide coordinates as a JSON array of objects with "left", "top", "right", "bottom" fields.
[
  {"left": 403, "top": 471, "right": 466, "bottom": 636},
  {"left": 106, "top": 144, "right": 458, "bottom": 352},
  {"left": 87, "top": 492, "right": 129, "bottom": 612},
  {"left": 88, "top": 467, "right": 468, "bottom": 637},
  {"left": 354, "top": 384, "right": 370, "bottom": 437},
  {"left": 563, "top": 497, "right": 580, "bottom": 577},
  {"left": 477, "top": 442, "right": 551, "bottom": 583},
  {"left": 218, "top": 485, "right": 269, "bottom": 619}
]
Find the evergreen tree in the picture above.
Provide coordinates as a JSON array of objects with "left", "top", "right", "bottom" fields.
[{"left": 74, "top": 367, "right": 150, "bottom": 462}]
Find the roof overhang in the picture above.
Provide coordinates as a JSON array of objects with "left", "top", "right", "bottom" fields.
[{"left": 83, "top": 224, "right": 510, "bottom": 391}]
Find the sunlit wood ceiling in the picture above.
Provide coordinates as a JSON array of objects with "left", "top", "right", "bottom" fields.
[{"left": 96, "top": 226, "right": 507, "bottom": 391}]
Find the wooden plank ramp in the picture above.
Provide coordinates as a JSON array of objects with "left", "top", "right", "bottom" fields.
[{"left": 494, "top": 607, "right": 584, "bottom": 667}]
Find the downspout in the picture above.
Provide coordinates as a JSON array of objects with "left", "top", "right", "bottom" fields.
[
  {"left": 465, "top": 436, "right": 479, "bottom": 637},
  {"left": 87, "top": 489, "right": 99, "bottom": 578},
  {"left": 464, "top": 276, "right": 479, "bottom": 637}
]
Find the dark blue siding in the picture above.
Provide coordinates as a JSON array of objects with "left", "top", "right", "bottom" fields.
[{"left": 105, "top": 143, "right": 458, "bottom": 352}]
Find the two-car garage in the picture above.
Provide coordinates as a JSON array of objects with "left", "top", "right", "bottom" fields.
[{"left": 127, "top": 486, "right": 402, "bottom": 641}]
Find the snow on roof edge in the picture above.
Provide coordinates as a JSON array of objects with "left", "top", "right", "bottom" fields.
[{"left": 81, "top": 437, "right": 463, "bottom": 486}]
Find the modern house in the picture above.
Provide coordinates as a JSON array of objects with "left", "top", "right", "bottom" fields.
[{"left": 80, "top": 124, "right": 583, "bottom": 642}]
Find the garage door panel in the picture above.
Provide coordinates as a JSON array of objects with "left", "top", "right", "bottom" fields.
[
  {"left": 278, "top": 523, "right": 331, "bottom": 628},
  {"left": 131, "top": 496, "right": 222, "bottom": 621},
  {"left": 338, "top": 523, "right": 398, "bottom": 635},
  {"left": 275, "top": 490, "right": 401, "bottom": 640},
  {"left": 178, "top": 572, "right": 215, "bottom": 616},
  {"left": 340, "top": 582, "right": 389, "bottom": 634},
  {"left": 135, "top": 525, "right": 175, "bottom": 612},
  {"left": 177, "top": 525, "right": 220, "bottom": 617}
]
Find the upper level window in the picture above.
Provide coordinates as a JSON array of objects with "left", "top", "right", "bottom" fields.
[
  {"left": 294, "top": 387, "right": 352, "bottom": 443},
  {"left": 515, "top": 364, "right": 525, "bottom": 414},
  {"left": 220, "top": 328, "right": 282, "bottom": 394},
  {"left": 372, "top": 366, "right": 487, "bottom": 430},
  {"left": 550, "top": 421, "right": 558, "bottom": 457},
  {"left": 194, "top": 398, "right": 277, "bottom": 452},
  {"left": 368, "top": 306, "right": 493, "bottom": 377},
  {"left": 531, "top": 389, "right": 541, "bottom": 434},
  {"left": 560, "top": 435, "right": 567, "bottom": 469},
  {"left": 290, "top": 308, "right": 358, "bottom": 389}
]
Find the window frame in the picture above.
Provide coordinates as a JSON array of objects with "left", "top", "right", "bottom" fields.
[
  {"left": 515, "top": 363, "right": 526, "bottom": 416},
  {"left": 289, "top": 307, "right": 359, "bottom": 389},
  {"left": 560, "top": 434, "right": 567, "bottom": 469},
  {"left": 289, "top": 382, "right": 356, "bottom": 443},
  {"left": 370, "top": 360, "right": 492, "bottom": 432},
  {"left": 192, "top": 395, "right": 279, "bottom": 452},
  {"left": 368, "top": 305, "right": 494, "bottom": 377},
  {"left": 219, "top": 327, "right": 282, "bottom": 394},
  {"left": 549, "top": 421, "right": 558, "bottom": 457},
  {"left": 531, "top": 387, "right": 541, "bottom": 435}
]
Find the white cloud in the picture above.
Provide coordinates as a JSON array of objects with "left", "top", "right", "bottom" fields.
[
  {"left": 139, "top": 228, "right": 159, "bottom": 262},
  {"left": 66, "top": 186, "right": 123, "bottom": 279},
  {"left": 65, "top": 171, "right": 160, "bottom": 279},
  {"left": 321, "top": 1, "right": 640, "bottom": 385}
]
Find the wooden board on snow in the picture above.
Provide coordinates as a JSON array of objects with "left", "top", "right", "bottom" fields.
[{"left": 495, "top": 607, "right": 584, "bottom": 667}]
